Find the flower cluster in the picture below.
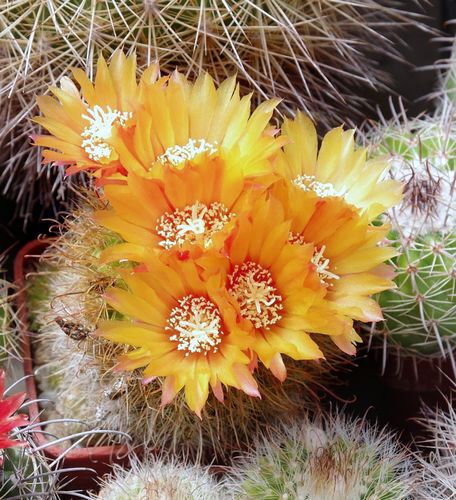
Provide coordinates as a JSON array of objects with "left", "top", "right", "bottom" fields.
[{"left": 34, "top": 51, "right": 401, "bottom": 416}]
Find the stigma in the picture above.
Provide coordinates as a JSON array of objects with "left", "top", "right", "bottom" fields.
[
  {"left": 167, "top": 295, "right": 223, "bottom": 356},
  {"left": 311, "top": 245, "right": 340, "bottom": 285},
  {"left": 228, "top": 261, "right": 283, "bottom": 329}
]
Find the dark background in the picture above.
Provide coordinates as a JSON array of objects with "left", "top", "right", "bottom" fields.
[{"left": 0, "top": 0, "right": 455, "bottom": 445}]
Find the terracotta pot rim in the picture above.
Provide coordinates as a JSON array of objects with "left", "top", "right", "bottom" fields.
[{"left": 14, "top": 238, "right": 131, "bottom": 463}]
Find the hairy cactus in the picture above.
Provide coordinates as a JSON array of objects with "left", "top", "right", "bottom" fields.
[
  {"left": 28, "top": 202, "right": 350, "bottom": 462},
  {"left": 1, "top": 0, "right": 419, "bottom": 218},
  {"left": 0, "top": 271, "right": 20, "bottom": 367},
  {"left": 416, "top": 399, "right": 456, "bottom": 499},
  {"left": 94, "top": 454, "right": 225, "bottom": 500},
  {"left": 366, "top": 101, "right": 456, "bottom": 359},
  {"left": 225, "top": 412, "right": 416, "bottom": 499}
]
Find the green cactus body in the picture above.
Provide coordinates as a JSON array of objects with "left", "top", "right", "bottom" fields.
[
  {"left": 368, "top": 107, "right": 456, "bottom": 357},
  {"left": 379, "top": 231, "right": 456, "bottom": 354},
  {"left": 228, "top": 415, "right": 414, "bottom": 500}
]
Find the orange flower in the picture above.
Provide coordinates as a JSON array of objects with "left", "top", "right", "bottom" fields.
[
  {"left": 200, "top": 196, "right": 353, "bottom": 382},
  {"left": 96, "top": 146, "right": 277, "bottom": 264},
  {"left": 33, "top": 50, "right": 154, "bottom": 177},
  {"left": 270, "top": 179, "right": 397, "bottom": 354},
  {"left": 97, "top": 258, "right": 258, "bottom": 417},
  {"left": 109, "top": 70, "right": 284, "bottom": 178},
  {"left": 34, "top": 50, "right": 285, "bottom": 184},
  {"left": 276, "top": 112, "right": 402, "bottom": 220}
]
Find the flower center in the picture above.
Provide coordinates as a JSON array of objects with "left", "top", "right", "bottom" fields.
[
  {"left": 167, "top": 295, "right": 223, "bottom": 356},
  {"left": 228, "top": 261, "right": 283, "bottom": 329},
  {"left": 293, "top": 174, "right": 341, "bottom": 198},
  {"left": 156, "top": 201, "right": 234, "bottom": 250},
  {"left": 157, "top": 138, "right": 218, "bottom": 167},
  {"left": 311, "top": 245, "right": 340, "bottom": 285},
  {"left": 81, "top": 105, "right": 132, "bottom": 162}
]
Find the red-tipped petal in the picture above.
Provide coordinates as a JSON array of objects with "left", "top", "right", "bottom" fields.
[
  {"left": 211, "top": 380, "right": 224, "bottom": 404},
  {"left": 233, "top": 364, "right": 261, "bottom": 399},
  {"left": 269, "top": 353, "right": 287, "bottom": 382},
  {"left": 160, "top": 376, "right": 178, "bottom": 407}
]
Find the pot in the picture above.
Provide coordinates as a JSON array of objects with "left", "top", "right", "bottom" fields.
[{"left": 14, "top": 239, "right": 133, "bottom": 491}]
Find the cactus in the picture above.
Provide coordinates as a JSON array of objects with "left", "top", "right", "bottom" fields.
[
  {"left": 27, "top": 203, "right": 350, "bottom": 462},
  {"left": 416, "top": 399, "right": 456, "bottom": 499},
  {"left": 0, "top": 0, "right": 420, "bottom": 219},
  {"left": 366, "top": 101, "right": 456, "bottom": 359},
  {"left": 0, "top": 270, "right": 20, "bottom": 367},
  {"left": 94, "top": 454, "right": 226, "bottom": 500},
  {"left": 225, "top": 412, "right": 416, "bottom": 500}
]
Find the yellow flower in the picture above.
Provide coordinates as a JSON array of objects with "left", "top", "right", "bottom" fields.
[
  {"left": 97, "top": 258, "right": 258, "bottom": 417},
  {"left": 111, "top": 70, "right": 285, "bottom": 179},
  {"left": 34, "top": 50, "right": 285, "bottom": 183},
  {"left": 200, "top": 196, "right": 353, "bottom": 382},
  {"left": 276, "top": 112, "right": 402, "bottom": 220},
  {"left": 270, "top": 179, "right": 398, "bottom": 355},
  {"left": 34, "top": 50, "right": 150, "bottom": 177},
  {"left": 96, "top": 155, "right": 275, "bottom": 264}
]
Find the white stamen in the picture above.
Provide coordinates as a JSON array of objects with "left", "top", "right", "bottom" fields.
[
  {"left": 156, "top": 201, "right": 234, "bottom": 250},
  {"left": 157, "top": 138, "right": 218, "bottom": 167},
  {"left": 81, "top": 105, "right": 132, "bottom": 161},
  {"left": 167, "top": 295, "right": 223, "bottom": 356},
  {"left": 293, "top": 174, "right": 341, "bottom": 198},
  {"left": 228, "top": 261, "right": 283, "bottom": 329},
  {"left": 311, "top": 245, "right": 340, "bottom": 284}
]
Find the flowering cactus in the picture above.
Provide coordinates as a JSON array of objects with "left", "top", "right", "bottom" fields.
[{"left": 0, "top": 1, "right": 421, "bottom": 218}]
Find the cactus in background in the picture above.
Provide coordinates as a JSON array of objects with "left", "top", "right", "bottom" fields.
[
  {"left": 0, "top": 0, "right": 419, "bottom": 219},
  {"left": 366, "top": 100, "right": 456, "bottom": 360},
  {"left": 28, "top": 203, "right": 350, "bottom": 461},
  {"left": 416, "top": 399, "right": 456, "bottom": 499},
  {"left": 0, "top": 270, "right": 20, "bottom": 367},
  {"left": 430, "top": 37, "right": 456, "bottom": 107},
  {"left": 225, "top": 412, "right": 416, "bottom": 499},
  {"left": 94, "top": 454, "right": 225, "bottom": 500}
]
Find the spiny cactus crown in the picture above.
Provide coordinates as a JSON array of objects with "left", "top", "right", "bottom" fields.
[{"left": 368, "top": 105, "right": 456, "bottom": 356}]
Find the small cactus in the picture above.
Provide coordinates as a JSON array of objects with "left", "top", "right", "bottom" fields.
[
  {"left": 416, "top": 399, "right": 456, "bottom": 499},
  {"left": 94, "top": 454, "right": 225, "bottom": 500},
  {"left": 225, "top": 412, "right": 415, "bottom": 500},
  {"left": 366, "top": 101, "right": 456, "bottom": 359}
]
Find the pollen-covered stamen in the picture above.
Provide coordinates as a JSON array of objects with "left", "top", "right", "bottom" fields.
[
  {"left": 293, "top": 174, "right": 341, "bottom": 198},
  {"left": 156, "top": 201, "right": 234, "bottom": 250},
  {"left": 157, "top": 138, "right": 218, "bottom": 166},
  {"left": 312, "top": 245, "right": 340, "bottom": 285},
  {"left": 167, "top": 295, "right": 223, "bottom": 356},
  {"left": 81, "top": 105, "right": 132, "bottom": 161},
  {"left": 228, "top": 261, "right": 283, "bottom": 329},
  {"left": 288, "top": 231, "right": 307, "bottom": 245}
]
